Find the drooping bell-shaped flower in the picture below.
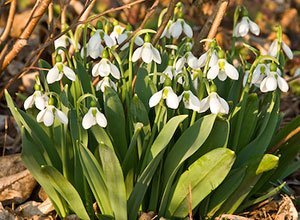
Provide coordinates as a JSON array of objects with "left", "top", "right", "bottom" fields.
[
  {"left": 198, "top": 50, "right": 219, "bottom": 68},
  {"left": 260, "top": 64, "right": 289, "bottom": 93},
  {"left": 160, "top": 59, "right": 182, "bottom": 84},
  {"left": 207, "top": 52, "right": 239, "bottom": 81},
  {"left": 268, "top": 39, "right": 293, "bottom": 60},
  {"left": 47, "top": 56, "right": 76, "bottom": 84},
  {"left": 243, "top": 64, "right": 268, "bottom": 87},
  {"left": 234, "top": 16, "right": 260, "bottom": 37},
  {"left": 168, "top": 13, "right": 193, "bottom": 39},
  {"left": 199, "top": 91, "right": 229, "bottom": 115},
  {"left": 132, "top": 33, "right": 161, "bottom": 64},
  {"left": 160, "top": 20, "right": 173, "bottom": 39},
  {"left": 149, "top": 86, "right": 179, "bottom": 109},
  {"left": 54, "top": 35, "right": 68, "bottom": 54},
  {"left": 110, "top": 24, "right": 125, "bottom": 44},
  {"left": 36, "top": 98, "right": 68, "bottom": 127},
  {"left": 92, "top": 50, "right": 120, "bottom": 80},
  {"left": 96, "top": 76, "right": 117, "bottom": 92},
  {"left": 82, "top": 101, "right": 107, "bottom": 129},
  {"left": 24, "top": 85, "right": 48, "bottom": 110},
  {"left": 175, "top": 51, "right": 199, "bottom": 71},
  {"left": 179, "top": 90, "right": 201, "bottom": 112}
]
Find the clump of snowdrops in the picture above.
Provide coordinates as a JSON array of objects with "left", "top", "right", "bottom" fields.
[{"left": 6, "top": 3, "right": 300, "bottom": 219}]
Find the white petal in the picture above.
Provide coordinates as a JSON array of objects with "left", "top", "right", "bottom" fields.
[
  {"left": 277, "top": 76, "right": 289, "bottom": 92},
  {"left": 88, "top": 33, "right": 101, "bottom": 49},
  {"left": 217, "top": 95, "right": 229, "bottom": 114},
  {"left": 152, "top": 47, "right": 162, "bottom": 64},
  {"left": 92, "top": 63, "right": 100, "bottom": 77},
  {"left": 183, "top": 21, "right": 193, "bottom": 38},
  {"left": 141, "top": 43, "right": 154, "bottom": 64},
  {"left": 37, "top": 109, "right": 47, "bottom": 123},
  {"left": 47, "top": 66, "right": 60, "bottom": 84},
  {"left": 103, "top": 34, "right": 115, "bottom": 48},
  {"left": 98, "top": 60, "right": 111, "bottom": 77},
  {"left": 175, "top": 57, "right": 186, "bottom": 71},
  {"left": 268, "top": 40, "right": 278, "bottom": 57},
  {"left": 165, "top": 87, "right": 179, "bottom": 109},
  {"left": 186, "top": 91, "right": 200, "bottom": 111},
  {"left": 209, "top": 93, "right": 221, "bottom": 114},
  {"left": 110, "top": 63, "right": 121, "bottom": 79},
  {"left": 249, "top": 19, "right": 260, "bottom": 36},
  {"left": 63, "top": 66, "right": 76, "bottom": 81},
  {"left": 43, "top": 109, "right": 54, "bottom": 127},
  {"left": 24, "top": 94, "right": 35, "bottom": 110},
  {"left": 209, "top": 52, "right": 219, "bottom": 67},
  {"left": 55, "top": 109, "right": 68, "bottom": 124},
  {"left": 233, "top": 22, "right": 242, "bottom": 37},
  {"left": 207, "top": 64, "right": 220, "bottom": 80},
  {"left": 149, "top": 90, "right": 163, "bottom": 108},
  {"left": 116, "top": 33, "right": 127, "bottom": 45},
  {"left": 82, "top": 109, "right": 96, "bottom": 129},
  {"left": 260, "top": 77, "right": 269, "bottom": 93},
  {"left": 265, "top": 75, "right": 277, "bottom": 91},
  {"left": 135, "top": 36, "right": 144, "bottom": 46},
  {"left": 35, "top": 95, "right": 46, "bottom": 110},
  {"left": 218, "top": 71, "right": 227, "bottom": 81},
  {"left": 187, "top": 52, "right": 199, "bottom": 69},
  {"left": 198, "top": 52, "right": 208, "bottom": 68},
  {"left": 243, "top": 71, "right": 249, "bottom": 87},
  {"left": 237, "top": 17, "right": 249, "bottom": 37},
  {"left": 282, "top": 41, "right": 293, "bottom": 60},
  {"left": 224, "top": 62, "right": 239, "bottom": 80},
  {"left": 96, "top": 110, "right": 107, "bottom": 127},
  {"left": 132, "top": 46, "right": 143, "bottom": 62},
  {"left": 199, "top": 96, "right": 210, "bottom": 113},
  {"left": 170, "top": 20, "right": 182, "bottom": 39}
]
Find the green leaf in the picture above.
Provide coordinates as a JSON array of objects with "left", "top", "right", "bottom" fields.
[
  {"left": 41, "top": 165, "right": 90, "bottom": 220},
  {"left": 167, "top": 148, "right": 236, "bottom": 218},
  {"left": 104, "top": 87, "right": 127, "bottom": 161},
  {"left": 21, "top": 128, "right": 67, "bottom": 218},
  {"left": 160, "top": 114, "right": 216, "bottom": 214},
  {"left": 99, "top": 144, "right": 127, "bottom": 219},
  {"left": 79, "top": 145, "right": 113, "bottom": 216},
  {"left": 127, "top": 115, "right": 188, "bottom": 220},
  {"left": 75, "top": 57, "right": 94, "bottom": 94}
]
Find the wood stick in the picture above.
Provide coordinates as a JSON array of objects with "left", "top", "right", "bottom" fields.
[{"left": 0, "top": 0, "right": 16, "bottom": 45}]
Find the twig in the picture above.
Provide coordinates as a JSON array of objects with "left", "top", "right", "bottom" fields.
[
  {"left": 0, "top": 0, "right": 52, "bottom": 73},
  {"left": 268, "top": 126, "right": 300, "bottom": 154},
  {"left": 0, "top": 0, "right": 16, "bottom": 45},
  {"left": 117, "top": 0, "right": 160, "bottom": 51},
  {"left": 192, "top": 0, "right": 229, "bottom": 54},
  {"left": 152, "top": 0, "right": 179, "bottom": 45}
]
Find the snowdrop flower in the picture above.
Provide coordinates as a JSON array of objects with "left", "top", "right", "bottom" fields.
[
  {"left": 179, "top": 90, "right": 201, "bottom": 112},
  {"left": 132, "top": 33, "right": 161, "bottom": 64},
  {"left": 234, "top": 16, "right": 260, "bottom": 37},
  {"left": 260, "top": 65, "right": 289, "bottom": 93},
  {"left": 175, "top": 52, "right": 199, "bottom": 71},
  {"left": 198, "top": 50, "right": 218, "bottom": 68},
  {"left": 243, "top": 64, "right": 268, "bottom": 87},
  {"left": 92, "top": 50, "right": 120, "bottom": 80},
  {"left": 268, "top": 39, "right": 293, "bottom": 60},
  {"left": 160, "top": 20, "right": 173, "bottom": 38},
  {"left": 149, "top": 86, "right": 179, "bottom": 109},
  {"left": 199, "top": 92, "right": 229, "bottom": 114},
  {"left": 116, "top": 31, "right": 144, "bottom": 50},
  {"left": 160, "top": 60, "right": 182, "bottom": 84},
  {"left": 47, "top": 61, "right": 76, "bottom": 84},
  {"left": 54, "top": 35, "right": 68, "bottom": 54},
  {"left": 24, "top": 89, "right": 48, "bottom": 110},
  {"left": 207, "top": 59, "right": 239, "bottom": 81},
  {"left": 96, "top": 77, "right": 117, "bottom": 92},
  {"left": 87, "top": 30, "right": 115, "bottom": 59},
  {"left": 110, "top": 25, "right": 125, "bottom": 44},
  {"left": 82, "top": 105, "right": 107, "bottom": 129},
  {"left": 168, "top": 17, "right": 193, "bottom": 39},
  {"left": 36, "top": 99, "right": 68, "bottom": 127}
]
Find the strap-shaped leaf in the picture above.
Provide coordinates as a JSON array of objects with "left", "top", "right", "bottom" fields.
[
  {"left": 167, "top": 148, "right": 235, "bottom": 218},
  {"left": 127, "top": 115, "right": 188, "bottom": 220},
  {"left": 41, "top": 165, "right": 90, "bottom": 220},
  {"left": 99, "top": 144, "right": 127, "bottom": 219}
]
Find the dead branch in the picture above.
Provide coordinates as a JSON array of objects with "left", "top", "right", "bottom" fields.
[
  {"left": 192, "top": 0, "right": 229, "bottom": 54},
  {"left": 0, "top": 0, "right": 52, "bottom": 73},
  {"left": 152, "top": 0, "right": 179, "bottom": 45},
  {"left": 0, "top": 0, "right": 16, "bottom": 45}
]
